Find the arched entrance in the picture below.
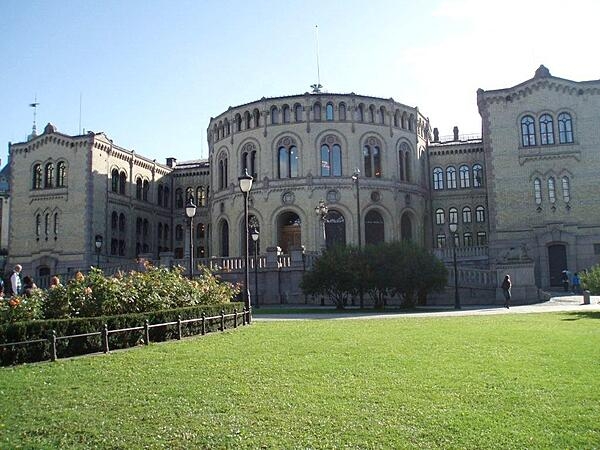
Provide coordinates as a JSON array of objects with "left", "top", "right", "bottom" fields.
[
  {"left": 325, "top": 210, "right": 346, "bottom": 249},
  {"left": 365, "top": 210, "right": 384, "bottom": 245},
  {"left": 548, "top": 244, "right": 567, "bottom": 287},
  {"left": 278, "top": 212, "right": 301, "bottom": 253},
  {"left": 219, "top": 220, "right": 229, "bottom": 257}
]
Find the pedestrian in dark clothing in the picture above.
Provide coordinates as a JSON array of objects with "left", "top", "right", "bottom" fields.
[
  {"left": 572, "top": 273, "right": 581, "bottom": 294},
  {"left": 501, "top": 275, "right": 511, "bottom": 309},
  {"left": 561, "top": 270, "right": 569, "bottom": 292}
]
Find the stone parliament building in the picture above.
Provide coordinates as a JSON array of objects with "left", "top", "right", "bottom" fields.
[{"left": 3, "top": 66, "right": 600, "bottom": 304}]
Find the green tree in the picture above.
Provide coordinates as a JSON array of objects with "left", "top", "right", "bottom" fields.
[
  {"left": 580, "top": 265, "right": 600, "bottom": 294},
  {"left": 300, "top": 245, "right": 359, "bottom": 309}
]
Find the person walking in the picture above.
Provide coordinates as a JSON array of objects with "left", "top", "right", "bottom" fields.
[
  {"left": 561, "top": 270, "right": 569, "bottom": 292},
  {"left": 501, "top": 274, "right": 512, "bottom": 309},
  {"left": 572, "top": 272, "right": 581, "bottom": 294},
  {"left": 10, "top": 264, "right": 23, "bottom": 296}
]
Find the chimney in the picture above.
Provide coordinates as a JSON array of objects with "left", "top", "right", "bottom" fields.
[
  {"left": 166, "top": 157, "right": 177, "bottom": 168},
  {"left": 453, "top": 126, "right": 459, "bottom": 141}
]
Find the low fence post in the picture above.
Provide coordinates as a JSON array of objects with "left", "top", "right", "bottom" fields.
[
  {"left": 144, "top": 319, "right": 150, "bottom": 345},
  {"left": 177, "top": 315, "right": 182, "bottom": 340},
  {"left": 233, "top": 308, "right": 238, "bottom": 328},
  {"left": 50, "top": 330, "right": 57, "bottom": 362},
  {"left": 102, "top": 324, "right": 109, "bottom": 353},
  {"left": 242, "top": 307, "right": 247, "bottom": 326},
  {"left": 201, "top": 312, "right": 206, "bottom": 335},
  {"left": 220, "top": 309, "right": 225, "bottom": 332}
]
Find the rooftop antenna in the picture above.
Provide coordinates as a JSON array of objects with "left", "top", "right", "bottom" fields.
[
  {"left": 29, "top": 96, "right": 39, "bottom": 139},
  {"left": 310, "top": 25, "right": 323, "bottom": 94}
]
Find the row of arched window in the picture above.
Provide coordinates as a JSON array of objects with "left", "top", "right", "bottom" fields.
[
  {"left": 211, "top": 100, "right": 417, "bottom": 142},
  {"left": 174, "top": 186, "right": 208, "bottom": 208},
  {"left": 217, "top": 136, "right": 413, "bottom": 189},
  {"left": 521, "top": 112, "right": 574, "bottom": 147},
  {"left": 32, "top": 161, "right": 67, "bottom": 190},
  {"left": 435, "top": 205, "right": 486, "bottom": 225},
  {"left": 432, "top": 164, "right": 483, "bottom": 190},
  {"left": 110, "top": 211, "right": 127, "bottom": 256},
  {"left": 35, "top": 211, "right": 60, "bottom": 240},
  {"left": 533, "top": 176, "right": 570, "bottom": 205}
]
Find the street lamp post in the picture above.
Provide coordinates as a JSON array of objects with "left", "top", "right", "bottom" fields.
[
  {"left": 351, "top": 168, "right": 364, "bottom": 308},
  {"left": 251, "top": 227, "right": 259, "bottom": 308},
  {"left": 449, "top": 222, "right": 461, "bottom": 309},
  {"left": 185, "top": 198, "right": 197, "bottom": 278},
  {"left": 314, "top": 199, "right": 328, "bottom": 251},
  {"left": 94, "top": 234, "right": 103, "bottom": 268},
  {"left": 238, "top": 169, "right": 254, "bottom": 322}
]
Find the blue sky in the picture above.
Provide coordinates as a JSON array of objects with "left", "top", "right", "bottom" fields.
[{"left": 2, "top": 0, "right": 599, "bottom": 164}]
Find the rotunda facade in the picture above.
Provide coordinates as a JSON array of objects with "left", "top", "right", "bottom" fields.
[{"left": 207, "top": 93, "right": 431, "bottom": 256}]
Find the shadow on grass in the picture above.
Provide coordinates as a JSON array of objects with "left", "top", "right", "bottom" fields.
[{"left": 562, "top": 311, "right": 600, "bottom": 321}]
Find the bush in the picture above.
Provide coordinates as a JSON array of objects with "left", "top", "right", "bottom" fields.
[{"left": 580, "top": 266, "right": 600, "bottom": 294}]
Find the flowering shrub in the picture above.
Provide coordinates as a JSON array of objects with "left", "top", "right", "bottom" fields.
[{"left": 0, "top": 264, "right": 239, "bottom": 324}]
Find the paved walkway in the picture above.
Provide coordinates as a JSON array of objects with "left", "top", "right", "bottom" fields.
[{"left": 253, "top": 294, "right": 600, "bottom": 321}]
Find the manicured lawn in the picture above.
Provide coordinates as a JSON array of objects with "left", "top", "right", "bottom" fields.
[{"left": 1, "top": 311, "right": 599, "bottom": 449}]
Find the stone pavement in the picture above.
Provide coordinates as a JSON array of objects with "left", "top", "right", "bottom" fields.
[{"left": 253, "top": 294, "right": 600, "bottom": 321}]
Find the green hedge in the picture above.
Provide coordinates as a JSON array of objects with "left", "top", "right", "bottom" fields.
[{"left": 0, "top": 302, "right": 245, "bottom": 366}]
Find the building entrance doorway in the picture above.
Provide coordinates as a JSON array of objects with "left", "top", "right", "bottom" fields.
[
  {"left": 278, "top": 212, "right": 301, "bottom": 254},
  {"left": 548, "top": 244, "right": 567, "bottom": 287}
]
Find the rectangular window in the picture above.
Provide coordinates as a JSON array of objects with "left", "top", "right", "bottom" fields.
[
  {"left": 436, "top": 234, "right": 446, "bottom": 248},
  {"left": 594, "top": 244, "right": 600, "bottom": 255}
]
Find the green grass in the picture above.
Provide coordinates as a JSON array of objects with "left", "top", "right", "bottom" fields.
[{"left": 1, "top": 311, "right": 599, "bottom": 449}]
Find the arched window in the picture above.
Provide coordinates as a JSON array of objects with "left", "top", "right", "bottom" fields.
[
  {"left": 294, "top": 104, "right": 303, "bottom": 122},
  {"left": 462, "top": 206, "right": 472, "bottom": 223},
  {"left": 448, "top": 207, "right": 458, "bottom": 224},
  {"left": 475, "top": 206, "right": 485, "bottom": 222},
  {"left": 379, "top": 106, "right": 386, "bottom": 125},
  {"left": 558, "top": 112, "right": 574, "bottom": 143},
  {"left": 368, "top": 105, "right": 375, "bottom": 123},
  {"left": 398, "top": 142, "right": 411, "bottom": 182},
  {"left": 119, "top": 171, "right": 127, "bottom": 195},
  {"left": 521, "top": 115, "right": 536, "bottom": 147},
  {"left": 136, "top": 177, "right": 143, "bottom": 200},
  {"left": 185, "top": 187, "right": 193, "bottom": 202},
  {"left": 326, "top": 103, "right": 334, "bottom": 121},
  {"left": 196, "top": 186, "right": 206, "bottom": 207},
  {"left": 157, "top": 184, "right": 163, "bottom": 206},
  {"left": 324, "top": 210, "right": 346, "bottom": 248},
  {"left": 548, "top": 177, "right": 556, "bottom": 203},
  {"left": 44, "top": 213, "right": 50, "bottom": 238},
  {"left": 271, "top": 106, "right": 279, "bottom": 124},
  {"left": 33, "top": 164, "right": 42, "bottom": 189},
  {"left": 404, "top": 153, "right": 410, "bottom": 182},
  {"left": 320, "top": 135, "right": 342, "bottom": 177},
  {"left": 473, "top": 164, "right": 483, "bottom": 187},
  {"left": 164, "top": 187, "right": 170, "bottom": 208},
  {"left": 364, "top": 210, "right": 384, "bottom": 245},
  {"left": 119, "top": 213, "right": 126, "bottom": 232},
  {"left": 111, "top": 212, "right": 118, "bottom": 230},
  {"left": 244, "top": 111, "right": 251, "bottom": 129},
  {"left": 282, "top": 105, "right": 290, "bottom": 123},
  {"left": 401, "top": 112, "right": 408, "bottom": 129},
  {"left": 459, "top": 165, "right": 470, "bottom": 188},
  {"left": 111, "top": 169, "right": 119, "bottom": 192},
  {"left": 277, "top": 137, "right": 299, "bottom": 179},
  {"left": 241, "top": 142, "right": 257, "bottom": 179},
  {"left": 44, "top": 163, "right": 54, "bottom": 188},
  {"left": 363, "top": 137, "right": 382, "bottom": 178},
  {"left": 218, "top": 155, "right": 228, "bottom": 190},
  {"left": 433, "top": 167, "right": 444, "bottom": 190},
  {"left": 408, "top": 114, "right": 415, "bottom": 131},
  {"left": 539, "top": 114, "right": 554, "bottom": 145},
  {"left": 534, "top": 178, "right": 542, "bottom": 205},
  {"left": 313, "top": 102, "right": 322, "bottom": 121},
  {"left": 56, "top": 161, "right": 67, "bottom": 187},
  {"left": 435, "top": 208, "right": 445, "bottom": 225},
  {"left": 446, "top": 166, "right": 457, "bottom": 189},
  {"left": 175, "top": 188, "right": 184, "bottom": 208},
  {"left": 36, "top": 214, "right": 41, "bottom": 239},
  {"left": 252, "top": 109, "right": 260, "bottom": 128},
  {"left": 339, "top": 103, "right": 346, "bottom": 121},
  {"left": 394, "top": 111, "right": 400, "bottom": 127},
  {"left": 143, "top": 180, "right": 149, "bottom": 201},
  {"left": 562, "top": 176, "right": 570, "bottom": 203},
  {"left": 53, "top": 213, "right": 59, "bottom": 237},
  {"left": 356, "top": 104, "right": 364, "bottom": 122},
  {"left": 175, "top": 225, "right": 183, "bottom": 241},
  {"left": 476, "top": 232, "right": 487, "bottom": 246},
  {"left": 401, "top": 213, "right": 412, "bottom": 241},
  {"left": 235, "top": 114, "right": 242, "bottom": 132}
]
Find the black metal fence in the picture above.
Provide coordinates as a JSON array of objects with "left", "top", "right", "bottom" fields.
[{"left": 0, "top": 308, "right": 250, "bottom": 364}]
